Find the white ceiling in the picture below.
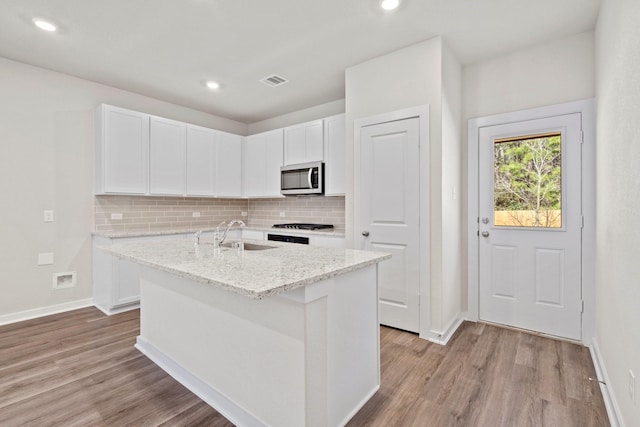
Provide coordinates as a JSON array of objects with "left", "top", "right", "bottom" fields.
[{"left": 0, "top": 0, "right": 600, "bottom": 124}]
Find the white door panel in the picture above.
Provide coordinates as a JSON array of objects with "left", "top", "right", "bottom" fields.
[
  {"left": 358, "top": 118, "right": 420, "bottom": 333},
  {"left": 478, "top": 113, "right": 582, "bottom": 340}
]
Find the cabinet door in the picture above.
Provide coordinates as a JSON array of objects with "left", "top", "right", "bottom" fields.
[
  {"left": 310, "top": 236, "right": 346, "bottom": 248},
  {"left": 149, "top": 116, "right": 186, "bottom": 195},
  {"left": 283, "top": 120, "right": 323, "bottom": 165},
  {"left": 323, "top": 114, "right": 346, "bottom": 196},
  {"left": 244, "top": 134, "right": 266, "bottom": 197},
  {"left": 187, "top": 125, "right": 216, "bottom": 196},
  {"left": 216, "top": 131, "right": 243, "bottom": 197},
  {"left": 245, "top": 129, "right": 283, "bottom": 198},
  {"left": 113, "top": 258, "right": 140, "bottom": 307},
  {"left": 264, "top": 129, "right": 284, "bottom": 197},
  {"left": 305, "top": 121, "right": 324, "bottom": 162},
  {"left": 101, "top": 105, "right": 150, "bottom": 194}
]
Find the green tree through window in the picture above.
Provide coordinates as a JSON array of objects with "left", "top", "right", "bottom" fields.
[{"left": 493, "top": 133, "right": 562, "bottom": 228}]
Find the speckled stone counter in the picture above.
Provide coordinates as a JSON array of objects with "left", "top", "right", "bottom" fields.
[{"left": 99, "top": 238, "right": 389, "bottom": 299}]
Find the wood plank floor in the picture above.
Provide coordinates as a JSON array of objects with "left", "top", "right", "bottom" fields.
[{"left": 0, "top": 307, "right": 608, "bottom": 426}]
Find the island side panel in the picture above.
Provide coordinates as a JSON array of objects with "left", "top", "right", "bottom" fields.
[
  {"left": 327, "top": 265, "right": 380, "bottom": 426},
  {"left": 137, "top": 266, "right": 307, "bottom": 427},
  {"left": 281, "top": 264, "right": 380, "bottom": 427}
]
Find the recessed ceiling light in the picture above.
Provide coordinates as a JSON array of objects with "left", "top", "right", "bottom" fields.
[
  {"left": 33, "top": 18, "right": 57, "bottom": 32},
  {"left": 380, "top": 0, "right": 400, "bottom": 11},
  {"left": 206, "top": 81, "right": 220, "bottom": 90}
]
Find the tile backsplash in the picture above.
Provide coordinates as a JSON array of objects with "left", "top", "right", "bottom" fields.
[
  {"left": 95, "top": 195, "right": 345, "bottom": 234},
  {"left": 248, "top": 196, "right": 345, "bottom": 232},
  {"left": 94, "top": 196, "right": 249, "bottom": 234}
]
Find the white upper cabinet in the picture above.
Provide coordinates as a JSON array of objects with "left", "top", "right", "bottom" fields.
[
  {"left": 149, "top": 116, "right": 186, "bottom": 195},
  {"left": 283, "top": 119, "right": 323, "bottom": 165},
  {"left": 244, "top": 129, "right": 283, "bottom": 198},
  {"left": 216, "top": 131, "right": 243, "bottom": 197},
  {"left": 95, "top": 104, "right": 150, "bottom": 194},
  {"left": 323, "top": 114, "right": 346, "bottom": 196},
  {"left": 186, "top": 125, "right": 216, "bottom": 196}
]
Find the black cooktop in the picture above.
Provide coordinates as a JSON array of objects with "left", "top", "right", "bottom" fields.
[{"left": 272, "top": 223, "right": 334, "bottom": 230}]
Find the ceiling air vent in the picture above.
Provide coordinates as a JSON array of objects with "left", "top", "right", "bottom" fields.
[{"left": 260, "top": 74, "right": 289, "bottom": 87}]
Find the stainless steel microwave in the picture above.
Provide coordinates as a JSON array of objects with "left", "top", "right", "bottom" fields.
[{"left": 280, "top": 162, "right": 324, "bottom": 196}]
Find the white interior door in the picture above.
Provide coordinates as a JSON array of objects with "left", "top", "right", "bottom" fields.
[
  {"left": 358, "top": 118, "right": 420, "bottom": 333},
  {"left": 478, "top": 113, "right": 583, "bottom": 340}
]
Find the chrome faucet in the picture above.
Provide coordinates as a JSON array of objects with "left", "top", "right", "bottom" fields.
[
  {"left": 219, "top": 220, "right": 245, "bottom": 245},
  {"left": 194, "top": 230, "right": 202, "bottom": 246}
]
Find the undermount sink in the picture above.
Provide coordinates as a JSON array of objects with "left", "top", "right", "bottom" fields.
[{"left": 220, "top": 241, "right": 276, "bottom": 251}]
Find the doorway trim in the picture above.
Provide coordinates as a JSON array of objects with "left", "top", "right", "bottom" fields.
[
  {"left": 354, "top": 105, "right": 430, "bottom": 339},
  {"left": 467, "top": 99, "right": 595, "bottom": 344}
]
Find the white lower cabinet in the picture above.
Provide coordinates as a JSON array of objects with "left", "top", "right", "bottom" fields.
[
  {"left": 93, "top": 234, "right": 189, "bottom": 314},
  {"left": 310, "top": 235, "right": 346, "bottom": 248}
]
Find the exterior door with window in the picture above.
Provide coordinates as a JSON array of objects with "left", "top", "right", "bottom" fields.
[{"left": 478, "top": 113, "right": 583, "bottom": 340}]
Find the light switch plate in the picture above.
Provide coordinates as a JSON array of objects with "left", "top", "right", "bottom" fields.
[{"left": 38, "top": 253, "right": 54, "bottom": 265}]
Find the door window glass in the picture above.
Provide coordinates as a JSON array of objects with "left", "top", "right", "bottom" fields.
[{"left": 493, "top": 133, "right": 562, "bottom": 228}]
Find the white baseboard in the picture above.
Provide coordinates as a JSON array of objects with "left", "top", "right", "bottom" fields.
[
  {"left": 135, "top": 336, "right": 267, "bottom": 427},
  {"left": 0, "top": 298, "right": 95, "bottom": 326},
  {"left": 94, "top": 302, "right": 140, "bottom": 316},
  {"left": 337, "top": 384, "right": 379, "bottom": 427},
  {"left": 423, "top": 316, "right": 465, "bottom": 346},
  {"left": 589, "top": 337, "right": 623, "bottom": 427}
]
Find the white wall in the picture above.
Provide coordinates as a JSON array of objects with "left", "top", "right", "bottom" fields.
[
  {"left": 0, "top": 57, "right": 246, "bottom": 320},
  {"left": 247, "top": 99, "right": 344, "bottom": 135},
  {"left": 345, "top": 37, "right": 443, "bottom": 246},
  {"left": 345, "top": 37, "right": 463, "bottom": 336},
  {"left": 440, "top": 44, "right": 462, "bottom": 331},
  {"left": 595, "top": 0, "right": 640, "bottom": 424},
  {"left": 461, "top": 32, "right": 596, "bottom": 310}
]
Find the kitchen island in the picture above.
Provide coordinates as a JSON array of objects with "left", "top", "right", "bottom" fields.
[{"left": 100, "top": 238, "right": 390, "bottom": 427}]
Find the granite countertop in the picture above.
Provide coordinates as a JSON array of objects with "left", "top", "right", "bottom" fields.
[
  {"left": 99, "top": 238, "right": 389, "bottom": 299},
  {"left": 92, "top": 226, "right": 345, "bottom": 239}
]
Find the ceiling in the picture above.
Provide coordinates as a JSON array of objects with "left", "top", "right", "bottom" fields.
[{"left": 0, "top": 0, "right": 600, "bottom": 124}]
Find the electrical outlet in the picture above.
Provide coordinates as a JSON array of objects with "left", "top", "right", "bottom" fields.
[
  {"left": 53, "top": 272, "right": 76, "bottom": 289},
  {"left": 241, "top": 211, "right": 248, "bottom": 217},
  {"left": 43, "top": 210, "right": 54, "bottom": 222},
  {"left": 279, "top": 211, "right": 286, "bottom": 218},
  {"left": 630, "top": 370, "right": 636, "bottom": 401},
  {"left": 192, "top": 212, "right": 201, "bottom": 218},
  {"left": 110, "top": 213, "right": 123, "bottom": 220}
]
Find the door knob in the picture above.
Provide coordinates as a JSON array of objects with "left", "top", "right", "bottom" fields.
[
  {"left": 481, "top": 231, "right": 490, "bottom": 237},
  {"left": 362, "top": 230, "right": 370, "bottom": 237}
]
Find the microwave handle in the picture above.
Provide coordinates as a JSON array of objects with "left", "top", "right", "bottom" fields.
[{"left": 308, "top": 168, "right": 313, "bottom": 189}]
